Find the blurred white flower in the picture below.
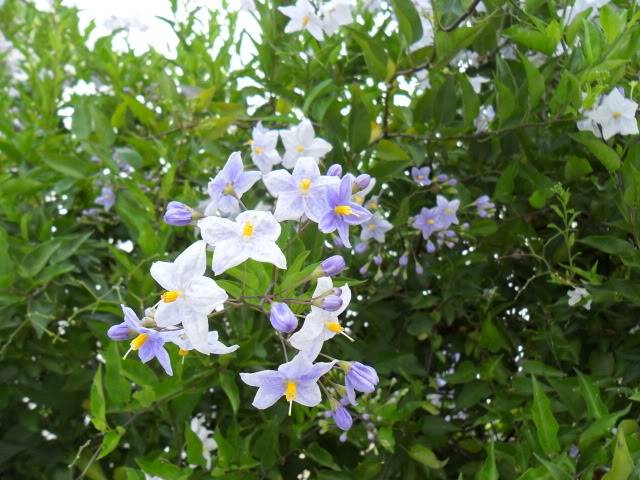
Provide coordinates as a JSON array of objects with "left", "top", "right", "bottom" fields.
[{"left": 567, "top": 287, "right": 592, "bottom": 310}]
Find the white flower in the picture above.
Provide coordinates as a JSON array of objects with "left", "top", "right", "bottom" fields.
[
  {"left": 416, "top": 70, "right": 431, "bottom": 90},
  {"left": 150, "top": 241, "right": 228, "bottom": 353},
  {"left": 249, "top": 122, "right": 281, "bottom": 174},
  {"left": 409, "top": 0, "right": 434, "bottom": 52},
  {"left": 320, "top": 0, "right": 353, "bottom": 36},
  {"left": 239, "top": 0, "right": 257, "bottom": 11},
  {"left": 469, "top": 75, "right": 490, "bottom": 94},
  {"left": 172, "top": 330, "right": 239, "bottom": 356},
  {"left": 189, "top": 415, "right": 217, "bottom": 470},
  {"left": 586, "top": 88, "right": 638, "bottom": 141},
  {"left": 289, "top": 277, "right": 351, "bottom": 358},
  {"left": 280, "top": 119, "right": 333, "bottom": 169},
  {"left": 198, "top": 210, "right": 287, "bottom": 275},
  {"left": 360, "top": 213, "right": 393, "bottom": 243},
  {"left": 263, "top": 157, "right": 339, "bottom": 223},
  {"left": 567, "top": 287, "right": 592, "bottom": 310},
  {"left": 279, "top": 0, "right": 324, "bottom": 42},
  {"left": 474, "top": 105, "right": 495, "bottom": 133}
]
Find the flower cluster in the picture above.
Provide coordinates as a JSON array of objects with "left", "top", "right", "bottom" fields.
[
  {"left": 106, "top": 121, "right": 379, "bottom": 433},
  {"left": 279, "top": 0, "right": 354, "bottom": 42}
]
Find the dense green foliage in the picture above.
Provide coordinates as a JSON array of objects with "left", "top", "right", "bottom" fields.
[{"left": 4, "top": 0, "right": 640, "bottom": 479}]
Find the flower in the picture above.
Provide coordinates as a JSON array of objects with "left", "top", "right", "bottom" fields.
[
  {"left": 249, "top": 122, "right": 281, "bottom": 173},
  {"left": 585, "top": 88, "right": 638, "bottom": 140},
  {"left": 164, "top": 201, "right": 196, "bottom": 226},
  {"left": 240, "top": 351, "right": 335, "bottom": 414},
  {"left": 567, "top": 287, "right": 592, "bottom": 310},
  {"left": 410, "top": 0, "right": 434, "bottom": 52},
  {"left": 117, "top": 305, "right": 177, "bottom": 376},
  {"left": 198, "top": 210, "right": 287, "bottom": 275},
  {"left": 280, "top": 119, "right": 332, "bottom": 169},
  {"left": 412, "top": 206, "right": 442, "bottom": 239},
  {"left": 398, "top": 255, "right": 408, "bottom": 267},
  {"left": 469, "top": 75, "right": 490, "bottom": 94},
  {"left": 436, "top": 195, "right": 460, "bottom": 228},
  {"left": 330, "top": 399, "right": 353, "bottom": 431},
  {"left": 318, "top": 255, "right": 346, "bottom": 277},
  {"left": 95, "top": 186, "right": 115, "bottom": 211},
  {"left": 263, "top": 156, "right": 339, "bottom": 222},
  {"left": 205, "top": 152, "right": 261, "bottom": 215},
  {"left": 270, "top": 302, "right": 299, "bottom": 333},
  {"left": 354, "top": 174, "right": 371, "bottom": 191},
  {"left": 150, "top": 240, "right": 228, "bottom": 353},
  {"left": 474, "top": 105, "right": 495, "bottom": 133},
  {"left": 373, "top": 255, "right": 382, "bottom": 266},
  {"left": 475, "top": 195, "right": 495, "bottom": 218},
  {"left": 320, "top": 0, "right": 353, "bottom": 35},
  {"left": 107, "top": 321, "right": 131, "bottom": 341},
  {"left": 279, "top": 0, "right": 324, "bottom": 42},
  {"left": 319, "top": 176, "right": 372, "bottom": 248},
  {"left": 239, "top": 0, "right": 256, "bottom": 11},
  {"left": 189, "top": 415, "right": 217, "bottom": 470},
  {"left": 411, "top": 166, "right": 431, "bottom": 186},
  {"left": 415, "top": 263, "right": 424, "bottom": 275},
  {"left": 360, "top": 213, "right": 392, "bottom": 243},
  {"left": 289, "top": 277, "right": 351, "bottom": 358},
  {"left": 326, "top": 163, "right": 342, "bottom": 177},
  {"left": 319, "top": 295, "right": 343, "bottom": 312},
  {"left": 344, "top": 361, "right": 379, "bottom": 404},
  {"left": 171, "top": 330, "right": 239, "bottom": 356},
  {"left": 352, "top": 175, "right": 376, "bottom": 206}
]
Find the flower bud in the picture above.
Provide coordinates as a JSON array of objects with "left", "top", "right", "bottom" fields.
[
  {"left": 436, "top": 174, "right": 449, "bottom": 183},
  {"left": 164, "top": 201, "right": 195, "bottom": 226},
  {"left": 354, "top": 242, "right": 367, "bottom": 254},
  {"left": 339, "top": 432, "right": 348, "bottom": 443},
  {"left": 321, "top": 295, "right": 343, "bottom": 312},
  {"left": 269, "top": 302, "right": 298, "bottom": 333},
  {"left": 320, "top": 255, "right": 346, "bottom": 277},
  {"left": 447, "top": 178, "right": 458, "bottom": 186},
  {"left": 346, "top": 362, "right": 379, "bottom": 394},
  {"left": 398, "top": 255, "right": 408, "bottom": 267},
  {"left": 331, "top": 404, "right": 353, "bottom": 431},
  {"left": 359, "top": 265, "right": 369, "bottom": 275},
  {"left": 415, "top": 263, "right": 424, "bottom": 275},
  {"left": 107, "top": 322, "right": 131, "bottom": 341},
  {"left": 326, "top": 164, "right": 342, "bottom": 177},
  {"left": 373, "top": 255, "right": 382, "bottom": 266},
  {"left": 426, "top": 240, "right": 436, "bottom": 253},
  {"left": 354, "top": 174, "right": 371, "bottom": 190}
]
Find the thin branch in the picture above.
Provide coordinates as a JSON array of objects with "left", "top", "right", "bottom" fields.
[{"left": 439, "top": 0, "right": 483, "bottom": 32}]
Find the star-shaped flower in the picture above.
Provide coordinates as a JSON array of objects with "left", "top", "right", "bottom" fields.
[
  {"left": 320, "top": 0, "right": 353, "bottom": 36},
  {"left": 412, "top": 206, "right": 442, "bottom": 239},
  {"left": 280, "top": 119, "right": 332, "bottom": 169},
  {"left": 360, "top": 213, "right": 392, "bottom": 243},
  {"left": 411, "top": 166, "right": 431, "bottom": 186},
  {"left": 171, "top": 330, "right": 239, "bottom": 356},
  {"left": 249, "top": 122, "right": 282, "bottom": 174},
  {"left": 435, "top": 195, "right": 460, "bottom": 229},
  {"left": 587, "top": 88, "right": 639, "bottom": 140},
  {"left": 278, "top": 0, "right": 324, "bottom": 42},
  {"left": 240, "top": 351, "right": 335, "bottom": 414},
  {"left": 150, "top": 240, "right": 228, "bottom": 353},
  {"left": 263, "top": 157, "right": 339, "bottom": 223},
  {"left": 198, "top": 210, "right": 287, "bottom": 275},
  {"left": 205, "top": 152, "right": 261, "bottom": 215}
]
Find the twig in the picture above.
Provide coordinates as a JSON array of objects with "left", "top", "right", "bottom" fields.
[{"left": 439, "top": 0, "right": 483, "bottom": 32}]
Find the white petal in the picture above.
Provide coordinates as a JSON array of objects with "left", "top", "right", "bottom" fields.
[
  {"left": 150, "top": 261, "right": 178, "bottom": 291},
  {"left": 274, "top": 192, "right": 305, "bottom": 221},
  {"left": 199, "top": 216, "right": 239, "bottom": 247},
  {"left": 295, "top": 382, "right": 322, "bottom": 407},
  {"left": 263, "top": 169, "right": 295, "bottom": 196},
  {"left": 249, "top": 241, "right": 287, "bottom": 269},
  {"left": 313, "top": 276, "right": 334, "bottom": 297},
  {"left": 185, "top": 276, "right": 228, "bottom": 314},
  {"left": 155, "top": 300, "right": 187, "bottom": 327},
  {"left": 212, "top": 240, "right": 249, "bottom": 275},
  {"left": 174, "top": 240, "right": 207, "bottom": 281},
  {"left": 183, "top": 312, "right": 211, "bottom": 354}
]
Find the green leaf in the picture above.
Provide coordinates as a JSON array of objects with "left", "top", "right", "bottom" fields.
[
  {"left": 408, "top": 444, "right": 446, "bottom": 469},
  {"left": 90, "top": 365, "right": 108, "bottom": 432},
  {"left": 602, "top": 427, "right": 634, "bottom": 480},
  {"left": 600, "top": 4, "right": 626, "bottom": 45},
  {"left": 219, "top": 371, "right": 240, "bottom": 414},
  {"left": 185, "top": 421, "right": 206, "bottom": 467},
  {"left": 42, "top": 155, "right": 92, "bottom": 179},
  {"left": 346, "top": 27, "right": 390, "bottom": 81},
  {"left": 97, "top": 426, "right": 125, "bottom": 460},
  {"left": 391, "top": 0, "right": 423, "bottom": 44},
  {"left": 520, "top": 53, "right": 544, "bottom": 111},
  {"left": 104, "top": 342, "right": 131, "bottom": 405},
  {"left": 579, "top": 406, "right": 631, "bottom": 449},
  {"left": 494, "top": 162, "right": 518, "bottom": 203},
  {"left": 570, "top": 133, "right": 621, "bottom": 172},
  {"left": 580, "top": 235, "right": 634, "bottom": 256},
  {"left": 476, "top": 442, "right": 498, "bottom": 480},
  {"left": 577, "top": 371, "right": 608, "bottom": 420},
  {"left": 20, "top": 240, "right": 61, "bottom": 277},
  {"left": 348, "top": 87, "right": 371, "bottom": 152},
  {"left": 378, "top": 426, "right": 396, "bottom": 452},
  {"left": 306, "top": 442, "right": 339, "bottom": 470},
  {"left": 564, "top": 156, "right": 592, "bottom": 180},
  {"left": 531, "top": 376, "right": 560, "bottom": 454}
]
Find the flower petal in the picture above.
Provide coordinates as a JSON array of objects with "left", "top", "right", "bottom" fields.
[
  {"left": 199, "top": 216, "right": 239, "bottom": 247},
  {"left": 150, "top": 261, "right": 178, "bottom": 291}
]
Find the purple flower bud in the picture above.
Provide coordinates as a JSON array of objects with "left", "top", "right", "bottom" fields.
[
  {"left": 447, "top": 178, "right": 458, "bottom": 186},
  {"left": 359, "top": 265, "right": 369, "bottom": 275},
  {"left": 320, "top": 255, "right": 346, "bottom": 277},
  {"left": 107, "top": 322, "right": 130, "bottom": 341},
  {"left": 269, "top": 302, "right": 298, "bottom": 333},
  {"left": 461, "top": 222, "right": 470, "bottom": 230},
  {"left": 361, "top": 413, "right": 371, "bottom": 421},
  {"left": 355, "top": 174, "right": 371, "bottom": 190},
  {"left": 436, "top": 174, "right": 449, "bottom": 183},
  {"left": 322, "top": 295, "right": 343, "bottom": 312},
  {"left": 426, "top": 240, "right": 436, "bottom": 253},
  {"left": 399, "top": 255, "right": 408, "bottom": 267},
  {"left": 331, "top": 405, "right": 353, "bottom": 431},
  {"left": 346, "top": 362, "right": 379, "bottom": 394},
  {"left": 354, "top": 242, "right": 367, "bottom": 254},
  {"left": 415, "top": 263, "right": 424, "bottom": 275},
  {"left": 326, "top": 164, "right": 343, "bottom": 177},
  {"left": 373, "top": 255, "right": 382, "bottom": 266},
  {"left": 339, "top": 432, "right": 348, "bottom": 443},
  {"left": 164, "top": 201, "right": 193, "bottom": 226}
]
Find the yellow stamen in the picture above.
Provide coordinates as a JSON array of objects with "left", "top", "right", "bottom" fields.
[
  {"left": 161, "top": 290, "right": 180, "bottom": 303},
  {"left": 353, "top": 195, "right": 364, "bottom": 205},
  {"left": 302, "top": 15, "right": 310, "bottom": 27},
  {"left": 285, "top": 380, "right": 297, "bottom": 401},
  {"left": 368, "top": 201, "right": 378, "bottom": 209},
  {"left": 178, "top": 348, "right": 190, "bottom": 357},
  {"left": 445, "top": 208, "right": 453, "bottom": 215},
  {"left": 613, "top": 111, "right": 622, "bottom": 119},
  {"left": 130, "top": 333, "right": 148, "bottom": 351},
  {"left": 367, "top": 223, "right": 376, "bottom": 230},
  {"left": 295, "top": 145, "right": 305, "bottom": 153},
  {"left": 299, "top": 178, "right": 312, "bottom": 192},
  {"left": 326, "top": 321, "right": 343, "bottom": 333},
  {"left": 223, "top": 183, "right": 235, "bottom": 195},
  {"left": 334, "top": 205, "right": 352, "bottom": 216},
  {"left": 242, "top": 222, "right": 254, "bottom": 237},
  {"left": 254, "top": 146, "right": 263, "bottom": 154},
  {"left": 416, "top": 175, "right": 423, "bottom": 180},
  {"left": 427, "top": 219, "right": 435, "bottom": 225}
]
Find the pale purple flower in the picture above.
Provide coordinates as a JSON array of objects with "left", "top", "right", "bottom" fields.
[
  {"left": 205, "top": 152, "right": 261, "bottom": 215},
  {"left": 107, "top": 322, "right": 131, "bottom": 341},
  {"left": 475, "top": 195, "right": 495, "bottom": 218},
  {"left": 326, "top": 163, "right": 342, "bottom": 177},
  {"left": 436, "top": 195, "right": 460, "bottom": 228},
  {"left": 320, "top": 255, "right": 346, "bottom": 277},
  {"left": 415, "top": 263, "right": 424, "bottom": 275},
  {"left": 164, "top": 201, "right": 193, "bottom": 226},
  {"left": 270, "top": 302, "right": 298, "bottom": 333},
  {"left": 426, "top": 240, "right": 436, "bottom": 253},
  {"left": 354, "top": 174, "right": 371, "bottom": 190},
  {"left": 249, "top": 122, "right": 281, "bottom": 173},
  {"left": 319, "top": 176, "right": 372, "bottom": 248},
  {"left": 398, "top": 255, "right": 408, "bottom": 267},
  {"left": 321, "top": 295, "right": 343, "bottom": 312},
  {"left": 360, "top": 213, "right": 392, "bottom": 243},
  {"left": 330, "top": 400, "right": 353, "bottom": 431},
  {"left": 345, "top": 361, "right": 379, "bottom": 405},
  {"left": 95, "top": 186, "right": 115, "bottom": 211},
  {"left": 354, "top": 242, "right": 367, "bottom": 254},
  {"left": 263, "top": 157, "right": 339, "bottom": 222},
  {"left": 412, "top": 207, "right": 442, "bottom": 239},
  {"left": 280, "top": 119, "right": 332, "bottom": 168},
  {"left": 373, "top": 255, "right": 382, "bottom": 266},
  {"left": 116, "top": 305, "right": 177, "bottom": 376},
  {"left": 411, "top": 166, "right": 431, "bottom": 186},
  {"left": 240, "top": 352, "right": 335, "bottom": 413}
]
